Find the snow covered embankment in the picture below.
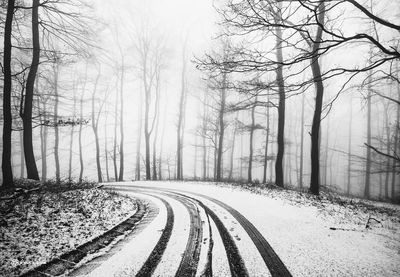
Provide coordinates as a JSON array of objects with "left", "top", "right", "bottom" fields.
[{"left": 0, "top": 185, "right": 137, "bottom": 277}]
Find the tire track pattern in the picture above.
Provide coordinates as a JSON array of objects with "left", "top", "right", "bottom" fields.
[
  {"left": 105, "top": 185, "right": 292, "bottom": 277},
  {"left": 136, "top": 195, "right": 174, "bottom": 277}
]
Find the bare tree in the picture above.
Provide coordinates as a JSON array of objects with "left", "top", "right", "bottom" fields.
[{"left": 2, "top": 0, "right": 16, "bottom": 188}]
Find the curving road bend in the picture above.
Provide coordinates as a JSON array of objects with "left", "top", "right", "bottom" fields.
[{"left": 67, "top": 181, "right": 292, "bottom": 277}]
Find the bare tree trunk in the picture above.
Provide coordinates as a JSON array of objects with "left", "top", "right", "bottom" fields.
[
  {"left": 248, "top": 103, "right": 256, "bottom": 183},
  {"left": 309, "top": 1, "right": 325, "bottom": 195},
  {"left": 158, "top": 99, "right": 167, "bottom": 181},
  {"left": 20, "top": 132, "right": 25, "bottom": 178},
  {"left": 68, "top": 84, "right": 77, "bottom": 180},
  {"left": 1, "top": 0, "right": 15, "bottom": 188},
  {"left": 23, "top": 0, "right": 40, "bottom": 180},
  {"left": 118, "top": 58, "right": 125, "bottom": 181},
  {"left": 229, "top": 119, "right": 238, "bottom": 181},
  {"left": 136, "top": 89, "right": 143, "bottom": 180},
  {"left": 323, "top": 114, "right": 330, "bottom": 186},
  {"left": 104, "top": 110, "right": 110, "bottom": 182},
  {"left": 194, "top": 135, "right": 198, "bottom": 179},
  {"left": 347, "top": 95, "right": 353, "bottom": 195},
  {"left": 365, "top": 78, "right": 372, "bottom": 199},
  {"left": 263, "top": 106, "right": 270, "bottom": 184},
  {"left": 92, "top": 70, "right": 102, "bottom": 183},
  {"left": 152, "top": 70, "right": 161, "bottom": 180},
  {"left": 78, "top": 90, "right": 84, "bottom": 182},
  {"left": 216, "top": 73, "right": 227, "bottom": 181},
  {"left": 177, "top": 53, "right": 187, "bottom": 181},
  {"left": 299, "top": 93, "right": 305, "bottom": 189},
  {"left": 53, "top": 63, "right": 60, "bottom": 182},
  {"left": 39, "top": 95, "right": 48, "bottom": 181},
  {"left": 391, "top": 80, "right": 400, "bottom": 202},
  {"left": 274, "top": 13, "right": 286, "bottom": 188},
  {"left": 113, "top": 75, "right": 119, "bottom": 181}
]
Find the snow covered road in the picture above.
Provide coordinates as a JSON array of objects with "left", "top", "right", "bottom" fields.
[{"left": 69, "top": 181, "right": 400, "bottom": 277}]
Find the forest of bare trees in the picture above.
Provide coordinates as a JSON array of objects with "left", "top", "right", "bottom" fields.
[{"left": 1, "top": 0, "right": 399, "bottom": 203}]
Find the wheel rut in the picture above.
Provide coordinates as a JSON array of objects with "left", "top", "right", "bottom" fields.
[{"left": 109, "top": 184, "right": 292, "bottom": 277}]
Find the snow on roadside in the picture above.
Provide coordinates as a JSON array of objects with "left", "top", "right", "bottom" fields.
[{"left": 0, "top": 187, "right": 137, "bottom": 277}]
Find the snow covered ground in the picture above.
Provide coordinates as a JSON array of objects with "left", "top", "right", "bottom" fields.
[
  {"left": 0, "top": 186, "right": 138, "bottom": 277},
  {"left": 118, "top": 181, "right": 400, "bottom": 277}
]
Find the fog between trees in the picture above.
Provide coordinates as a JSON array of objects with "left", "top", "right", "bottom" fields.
[{"left": 1, "top": 0, "right": 399, "bottom": 202}]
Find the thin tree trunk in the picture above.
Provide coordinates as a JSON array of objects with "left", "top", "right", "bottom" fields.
[
  {"left": 113, "top": 74, "right": 119, "bottom": 181},
  {"left": 391, "top": 79, "right": 400, "bottom": 202},
  {"left": 309, "top": 1, "right": 325, "bottom": 195},
  {"left": 216, "top": 73, "right": 227, "bottom": 181},
  {"left": 68, "top": 83, "right": 77, "bottom": 180},
  {"left": 177, "top": 54, "right": 186, "bottom": 181},
  {"left": 92, "top": 70, "right": 102, "bottom": 183},
  {"left": 53, "top": 63, "right": 60, "bottom": 182},
  {"left": 229, "top": 120, "right": 238, "bottom": 181},
  {"left": 263, "top": 106, "right": 270, "bottom": 184},
  {"left": 248, "top": 103, "right": 256, "bottom": 183},
  {"left": 299, "top": 93, "right": 305, "bottom": 189},
  {"left": 194, "top": 135, "right": 198, "bottom": 179},
  {"left": 136, "top": 88, "right": 143, "bottom": 180},
  {"left": 1, "top": 0, "right": 15, "bottom": 187},
  {"left": 158, "top": 99, "right": 167, "bottom": 181},
  {"left": 365, "top": 78, "right": 372, "bottom": 199},
  {"left": 152, "top": 71, "right": 161, "bottom": 180},
  {"left": 118, "top": 58, "right": 125, "bottom": 181},
  {"left": 324, "top": 114, "right": 330, "bottom": 186},
  {"left": 78, "top": 67, "right": 87, "bottom": 183},
  {"left": 347, "top": 95, "right": 353, "bottom": 195},
  {"left": 104, "top": 109, "right": 110, "bottom": 182},
  {"left": 20, "top": 132, "right": 25, "bottom": 178},
  {"left": 23, "top": 0, "right": 40, "bottom": 180}
]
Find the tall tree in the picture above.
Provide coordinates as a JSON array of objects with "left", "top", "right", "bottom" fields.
[
  {"left": 177, "top": 47, "right": 187, "bottom": 180},
  {"left": 263, "top": 104, "right": 271, "bottom": 184},
  {"left": 309, "top": 1, "right": 326, "bottom": 195},
  {"left": 91, "top": 68, "right": 103, "bottom": 183},
  {"left": 22, "top": 0, "right": 40, "bottom": 180},
  {"left": 53, "top": 60, "right": 60, "bottom": 182},
  {"left": 118, "top": 49, "right": 125, "bottom": 181},
  {"left": 1, "top": 0, "right": 16, "bottom": 188}
]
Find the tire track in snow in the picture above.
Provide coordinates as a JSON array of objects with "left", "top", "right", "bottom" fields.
[
  {"left": 110, "top": 186, "right": 246, "bottom": 277},
  {"left": 136, "top": 194, "right": 174, "bottom": 277},
  {"left": 113, "top": 185, "right": 292, "bottom": 277},
  {"left": 180, "top": 190, "right": 293, "bottom": 277}
]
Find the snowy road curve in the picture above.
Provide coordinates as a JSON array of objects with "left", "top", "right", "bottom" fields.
[{"left": 77, "top": 183, "right": 292, "bottom": 277}]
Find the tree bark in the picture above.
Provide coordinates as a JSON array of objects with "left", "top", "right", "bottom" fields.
[
  {"left": 229, "top": 118, "right": 238, "bottom": 181},
  {"left": 68, "top": 83, "right": 77, "bottom": 180},
  {"left": 364, "top": 77, "right": 372, "bottom": 199},
  {"left": 347, "top": 95, "right": 353, "bottom": 195},
  {"left": 113, "top": 74, "right": 119, "bottom": 181},
  {"left": 78, "top": 68, "right": 87, "bottom": 183},
  {"left": 136, "top": 88, "right": 143, "bottom": 180},
  {"left": 176, "top": 54, "right": 187, "bottom": 180},
  {"left": 92, "top": 70, "right": 102, "bottom": 183},
  {"left": 23, "top": 0, "right": 40, "bottom": 180},
  {"left": 309, "top": 1, "right": 325, "bottom": 195},
  {"left": 53, "top": 63, "right": 60, "bottom": 182},
  {"left": 248, "top": 102, "right": 256, "bottom": 183},
  {"left": 274, "top": 15, "right": 286, "bottom": 188},
  {"left": 216, "top": 72, "right": 227, "bottom": 181},
  {"left": 2, "top": 0, "right": 15, "bottom": 188},
  {"left": 299, "top": 93, "right": 305, "bottom": 189},
  {"left": 20, "top": 132, "right": 25, "bottom": 178},
  {"left": 263, "top": 105, "right": 270, "bottom": 184},
  {"left": 118, "top": 58, "right": 125, "bottom": 181}
]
